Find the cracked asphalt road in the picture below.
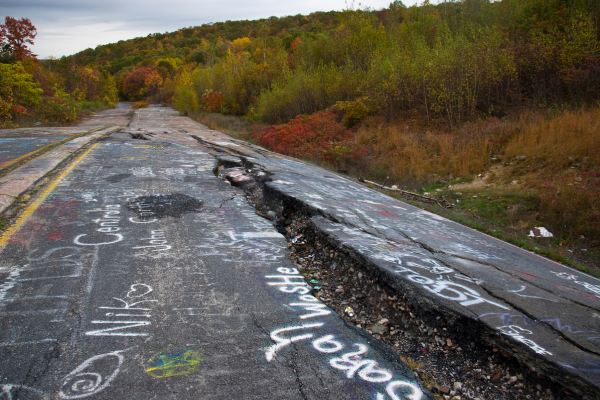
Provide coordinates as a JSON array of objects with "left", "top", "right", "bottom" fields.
[
  {"left": 128, "top": 106, "right": 600, "bottom": 398},
  {"left": 0, "top": 105, "right": 599, "bottom": 399},
  {"left": 0, "top": 107, "right": 427, "bottom": 400}
]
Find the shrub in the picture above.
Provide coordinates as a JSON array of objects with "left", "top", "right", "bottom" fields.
[
  {"left": 201, "top": 91, "right": 226, "bottom": 112},
  {"left": 251, "top": 111, "right": 367, "bottom": 168},
  {"left": 35, "top": 97, "right": 77, "bottom": 123},
  {"left": 255, "top": 65, "right": 350, "bottom": 124},
  {"left": 174, "top": 70, "right": 198, "bottom": 115},
  {"left": 176, "top": 87, "right": 198, "bottom": 115},
  {"left": 132, "top": 101, "right": 150, "bottom": 109},
  {"left": 0, "top": 61, "right": 42, "bottom": 123},
  {"left": 331, "top": 97, "right": 375, "bottom": 127}
]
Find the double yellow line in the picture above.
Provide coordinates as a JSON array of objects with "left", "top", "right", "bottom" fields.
[
  {"left": 0, "top": 128, "right": 104, "bottom": 175},
  {"left": 0, "top": 143, "right": 100, "bottom": 249}
]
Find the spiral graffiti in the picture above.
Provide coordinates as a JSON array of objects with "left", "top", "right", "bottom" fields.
[{"left": 59, "top": 350, "right": 126, "bottom": 399}]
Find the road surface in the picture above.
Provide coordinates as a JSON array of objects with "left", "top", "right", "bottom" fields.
[
  {"left": 0, "top": 108, "right": 426, "bottom": 400},
  {"left": 0, "top": 105, "right": 599, "bottom": 399}
]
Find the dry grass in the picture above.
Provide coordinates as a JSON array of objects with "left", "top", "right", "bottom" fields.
[
  {"left": 355, "top": 109, "right": 600, "bottom": 270},
  {"left": 505, "top": 108, "right": 600, "bottom": 171},
  {"left": 503, "top": 108, "right": 600, "bottom": 239},
  {"left": 356, "top": 117, "right": 514, "bottom": 185},
  {"left": 193, "top": 112, "right": 253, "bottom": 139}
]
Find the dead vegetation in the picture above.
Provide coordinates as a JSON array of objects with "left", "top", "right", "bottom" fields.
[
  {"left": 193, "top": 111, "right": 253, "bottom": 139},
  {"left": 356, "top": 107, "right": 600, "bottom": 272}
]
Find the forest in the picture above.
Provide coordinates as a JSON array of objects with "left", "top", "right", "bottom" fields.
[
  {"left": 2, "top": 0, "right": 598, "bottom": 128},
  {"left": 1, "top": 0, "right": 600, "bottom": 267}
]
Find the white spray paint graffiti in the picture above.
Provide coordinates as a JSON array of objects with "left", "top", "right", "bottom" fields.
[
  {"left": 75, "top": 204, "right": 124, "bottom": 246},
  {"left": 550, "top": 271, "right": 600, "bottom": 299},
  {"left": 86, "top": 283, "right": 156, "bottom": 337},
  {"left": 0, "top": 384, "right": 45, "bottom": 399},
  {"left": 264, "top": 266, "right": 424, "bottom": 400},
  {"left": 0, "top": 266, "right": 23, "bottom": 305},
  {"left": 74, "top": 233, "right": 123, "bottom": 247},
  {"left": 59, "top": 349, "right": 130, "bottom": 399},
  {"left": 507, "top": 285, "right": 558, "bottom": 302},
  {"left": 329, "top": 344, "right": 393, "bottom": 382},
  {"left": 132, "top": 229, "right": 172, "bottom": 254},
  {"left": 376, "top": 381, "right": 424, "bottom": 400},
  {"left": 496, "top": 325, "right": 552, "bottom": 356},
  {"left": 128, "top": 217, "right": 157, "bottom": 224},
  {"left": 131, "top": 167, "right": 154, "bottom": 177},
  {"left": 228, "top": 231, "right": 283, "bottom": 240},
  {"left": 394, "top": 262, "right": 509, "bottom": 310},
  {"left": 265, "top": 323, "right": 324, "bottom": 361},
  {"left": 318, "top": 224, "right": 509, "bottom": 311}
]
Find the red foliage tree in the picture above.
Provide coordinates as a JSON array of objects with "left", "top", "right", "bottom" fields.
[
  {"left": 252, "top": 111, "right": 367, "bottom": 165},
  {"left": 122, "top": 67, "right": 156, "bottom": 100},
  {"left": 0, "top": 17, "right": 37, "bottom": 60}
]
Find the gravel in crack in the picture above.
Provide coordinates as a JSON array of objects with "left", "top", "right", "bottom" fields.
[{"left": 282, "top": 216, "right": 579, "bottom": 400}]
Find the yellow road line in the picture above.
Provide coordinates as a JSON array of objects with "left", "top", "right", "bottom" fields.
[
  {"left": 0, "top": 128, "right": 103, "bottom": 173},
  {"left": 0, "top": 142, "right": 100, "bottom": 249}
]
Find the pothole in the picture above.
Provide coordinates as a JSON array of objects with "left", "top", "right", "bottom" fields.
[
  {"left": 104, "top": 173, "right": 131, "bottom": 183},
  {"left": 125, "top": 194, "right": 203, "bottom": 220},
  {"left": 129, "top": 132, "right": 149, "bottom": 140}
]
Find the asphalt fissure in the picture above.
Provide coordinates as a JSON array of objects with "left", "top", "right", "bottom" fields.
[{"left": 215, "top": 158, "right": 585, "bottom": 400}]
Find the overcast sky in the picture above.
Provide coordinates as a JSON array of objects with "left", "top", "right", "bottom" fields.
[{"left": 2, "top": 0, "right": 420, "bottom": 59}]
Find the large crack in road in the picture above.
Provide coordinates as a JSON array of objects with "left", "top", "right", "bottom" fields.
[{"left": 1, "top": 105, "right": 599, "bottom": 400}]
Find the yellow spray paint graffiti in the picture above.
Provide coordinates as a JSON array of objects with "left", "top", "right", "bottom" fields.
[
  {"left": 133, "top": 145, "right": 165, "bottom": 150},
  {"left": 145, "top": 348, "right": 201, "bottom": 378},
  {"left": 119, "top": 156, "right": 148, "bottom": 162}
]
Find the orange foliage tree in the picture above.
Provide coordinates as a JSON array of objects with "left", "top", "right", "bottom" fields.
[
  {"left": 201, "top": 91, "right": 226, "bottom": 112},
  {"left": 143, "top": 70, "right": 163, "bottom": 97}
]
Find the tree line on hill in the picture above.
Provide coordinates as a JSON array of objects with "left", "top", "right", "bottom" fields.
[{"left": 1, "top": 0, "right": 599, "bottom": 129}]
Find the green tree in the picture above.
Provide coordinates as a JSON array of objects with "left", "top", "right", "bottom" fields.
[{"left": 0, "top": 61, "right": 42, "bottom": 120}]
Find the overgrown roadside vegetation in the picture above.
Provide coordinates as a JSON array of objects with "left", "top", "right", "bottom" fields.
[
  {"left": 369, "top": 107, "right": 600, "bottom": 276},
  {"left": 193, "top": 111, "right": 253, "bottom": 138}
]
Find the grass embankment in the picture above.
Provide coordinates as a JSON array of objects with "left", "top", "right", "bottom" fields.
[
  {"left": 367, "top": 108, "right": 600, "bottom": 275},
  {"left": 199, "top": 107, "right": 600, "bottom": 275},
  {"left": 194, "top": 112, "right": 253, "bottom": 139}
]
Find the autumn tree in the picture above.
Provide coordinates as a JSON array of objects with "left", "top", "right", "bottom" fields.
[
  {"left": 122, "top": 67, "right": 157, "bottom": 100},
  {"left": 0, "top": 17, "right": 37, "bottom": 61},
  {"left": 143, "top": 69, "right": 163, "bottom": 97},
  {"left": 0, "top": 62, "right": 43, "bottom": 122}
]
